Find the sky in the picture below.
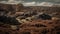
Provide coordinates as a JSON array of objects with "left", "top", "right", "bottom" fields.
[
  {"left": 0, "top": 0, "right": 60, "bottom": 2},
  {"left": 0, "top": 0, "right": 60, "bottom": 6}
]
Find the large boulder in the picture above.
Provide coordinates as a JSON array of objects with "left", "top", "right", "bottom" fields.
[
  {"left": 0, "top": 16, "right": 21, "bottom": 25},
  {"left": 37, "top": 13, "right": 52, "bottom": 20}
]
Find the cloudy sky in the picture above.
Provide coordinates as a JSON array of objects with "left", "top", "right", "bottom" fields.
[
  {"left": 0, "top": 0, "right": 60, "bottom": 2},
  {"left": 0, "top": 0, "right": 60, "bottom": 6}
]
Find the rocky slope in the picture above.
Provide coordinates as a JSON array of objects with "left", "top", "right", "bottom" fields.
[{"left": 0, "top": 3, "right": 60, "bottom": 34}]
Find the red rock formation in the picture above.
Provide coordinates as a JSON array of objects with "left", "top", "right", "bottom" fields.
[
  {"left": 0, "top": 3, "right": 23, "bottom": 12},
  {"left": 0, "top": 3, "right": 60, "bottom": 34}
]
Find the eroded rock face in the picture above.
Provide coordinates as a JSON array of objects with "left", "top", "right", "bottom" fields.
[
  {"left": 0, "top": 3, "right": 60, "bottom": 34},
  {"left": 0, "top": 3, "right": 23, "bottom": 16},
  {"left": 0, "top": 3, "right": 23, "bottom": 11}
]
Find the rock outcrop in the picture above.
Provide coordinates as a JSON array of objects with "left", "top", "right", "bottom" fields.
[
  {"left": 0, "top": 3, "right": 23, "bottom": 16},
  {"left": 0, "top": 3, "right": 60, "bottom": 34}
]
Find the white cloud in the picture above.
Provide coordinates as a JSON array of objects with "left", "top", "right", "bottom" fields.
[{"left": 0, "top": 0, "right": 60, "bottom": 6}]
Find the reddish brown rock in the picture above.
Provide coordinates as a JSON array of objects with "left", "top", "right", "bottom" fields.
[{"left": 0, "top": 3, "right": 60, "bottom": 34}]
